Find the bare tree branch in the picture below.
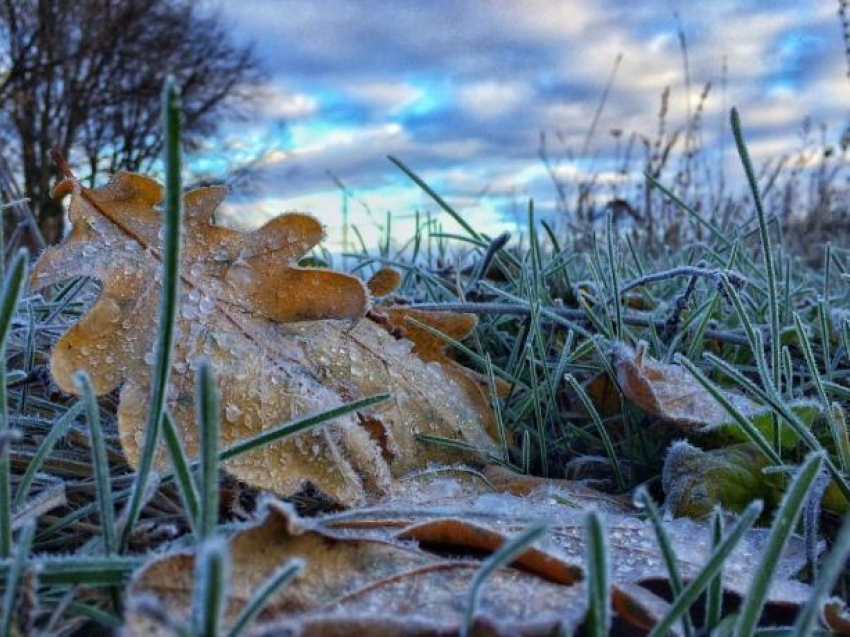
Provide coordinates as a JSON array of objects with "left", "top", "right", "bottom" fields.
[{"left": 0, "top": 0, "right": 263, "bottom": 245}]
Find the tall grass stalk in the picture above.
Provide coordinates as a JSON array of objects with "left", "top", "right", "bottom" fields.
[
  {"left": 0, "top": 520, "right": 34, "bottom": 635},
  {"left": 77, "top": 372, "right": 117, "bottom": 556},
  {"left": 119, "top": 77, "right": 183, "bottom": 551},
  {"left": 0, "top": 249, "right": 28, "bottom": 558},
  {"left": 193, "top": 538, "right": 228, "bottom": 637},
  {"left": 196, "top": 358, "right": 220, "bottom": 541},
  {"left": 731, "top": 108, "right": 782, "bottom": 452}
]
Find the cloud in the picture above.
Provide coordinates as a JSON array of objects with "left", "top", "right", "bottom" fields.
[
  {"left": 252, "top": 84, "right": 319, "bottom": 120},
  {"left": 342, "top": 81, "right": 424, "bottom": 116},
  {"left": 457, "top": 81, "right": 533, "bottom": 120},
  {"left": 210, "top": 0, "right": 848, "bottom": 237}
]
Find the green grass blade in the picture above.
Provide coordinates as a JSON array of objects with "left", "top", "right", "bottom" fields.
[
  {"left": 527, "top": 341, "right": 548, "bottom": 476},
  {"left": 18, "top": 302, "right": 36, "bottom": 413},
  {"left": 705, "top": 508, "right": 725, "bottom": 632},
  {"left": 731, "top": 107, "right": 782, "bottom": 453},
  {"left": 65, "top": 601, "right": 123, "bottom": 630},
  {"left": 793, "top": 511, "right": 850, "bottom": 635},
  {"left": 13, "top": 402, "right": 83, "bottom": 509},
  {"left": 76, "top": 372, "right": 117, "bottom": 556},
  {"left": 484, "top": 353, "right": 509, "bottom": 462},
  {"left": 793, "top": 312, "right": 850, "bottom": 472},
  {"left": 196, "top": 358, "right": 220, "bottom": 541},
  {"left": 649, "top": 500, "right": 762, "bottom": 637},
  {"left": 120, "top": 77, "right": 183, "bottom": 552},
  {"left": 162, "top": 411, "right": 200, "bottom": 534},
  {"left": 0, "top": 520, "right": 34, "bottom": 636},
  {"left": 635, "top": 488, "right": 693, "bottom": 636},
  {"left": 227, "top": 559, "right": 304, "bottom": 637},
  {"left": 193, "top": 537, "right": 228, "bottom": 637},
  {"left": 734, "top": 452, "right": 824, "bottom": 637},
  {"left": 701, "top": 352, "right": 850, "bottom": 500},
  {"left": 606, "top": 211, "right": 623, "bottom": 340},
  {"left": 646, "top": 173, "right": 732, "bottom": 248},
  {"left": 402, "top": 315, "right": 525, "bottom": 389},
  {"left": 0, "top": 248, "right": 28, "bottom": 558},
  {"left": 219, "top": 393, "right": 390, "bottom": 461},
  {"left": 389, "top": 155, "right": 481, "bottom": 241},
  {"left": 0, "top": 555, "right": 139, "bottom": 587},
  {"left": 817, "top": 299, "right": 831, "bottom": 379},
  {"left": 585, "top": 509, "right": 610, "bottom": 637},
  {"left": 565, "top": 374, "right": 625, "bottom": 489},
  {"left": 674, "top": 354, "right": 780, "bottom": 464},
  {"left": 521, "top": 429, "right": 531, "bottom": 475},
  {"left": 461, "top": 524, "right": 547, "bottom": 637}
]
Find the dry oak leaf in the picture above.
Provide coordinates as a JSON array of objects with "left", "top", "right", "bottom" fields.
[
  {"left": 366, "top": 266, "right": 402, "bottom": 298},
  {"left": 31, "top": 172, "right": 500, "bottom": 506},
  {"left": 374, "top": 464, "right": 634, "bottom": 516},
  {"left": 614, "top": 342, "right": 762, "bottom": 430},
  {"left": 128, "top": 486, "right": 820, "bottom": 636},
  {"left": 613, "top": 342, "right": 821, "bottom": 446},
  {"left": 127, "top": 499, "right": 587, "bottom": 636},
  {"left": 368, "top": 265, "right": 510, "bottom": 409},
  {"left": 382, "top": 309, "right": 511, "bottom": 427}
]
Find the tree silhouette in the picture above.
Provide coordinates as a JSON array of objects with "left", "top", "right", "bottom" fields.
[{"left": 0, "top": 0, "right": 262, "bottom": 245}]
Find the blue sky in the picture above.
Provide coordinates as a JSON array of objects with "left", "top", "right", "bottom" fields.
[{"left": 209, "top": 0, "right": 849, "bottom": 249}]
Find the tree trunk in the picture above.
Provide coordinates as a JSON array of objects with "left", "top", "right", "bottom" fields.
[{"left": 38, "top": 196, "right": 65, "bottom": 245}]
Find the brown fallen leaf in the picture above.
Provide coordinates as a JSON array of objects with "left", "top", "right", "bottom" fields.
[
  {"left": 482, "top": 464, "right": 632, "bottom": 511},
  {"left": 368, "top": 266, "right": 511, "bottom": 406},
  {"left": 382, "top": 309, "right": 511, "bottom": 433},
  {"left": 612, "top": 583, "right": 683, "bottom": 636},
  {"left": 327, "top": 494, "right": 813, "bottom": 604},
  {"left": 128, "top": 485, "right": 819, "bottom": 635},
  {"left": 32, "top": 172, "right": 500, "bottom": 505},
  {"left": 823, "top": 598, "right": 850, "bottom": 634},
  {"left": 367, "top": 464, "right": 632, "bottom": 515},
  {"left": 614, "top": 342, "right": 761, "bottom": 430},
  {"left": 396, "top": 517, "right": 583, "bottom": 585},
  {"left": 127, "top": 499, "right": 587, "bottom": 636},
  {"left": 613, "top": 343, "right": 822, "bottom": 450},
  {"left": 367, "top": 267, "right": 402, "bottom": 298}
]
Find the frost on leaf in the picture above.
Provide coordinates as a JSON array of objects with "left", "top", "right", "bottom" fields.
[
  {"left": 366, "top": 266, "right": 401, "bottom": 298},
  {"left": 614, "top": 342, "right": 761, "bottom": 430},
  {"left": 614, "top": 342, "right": 819, "bottom": 448},
  {"left": 127, "top": 486, "right": 822, "bottom": 635},
  {"left": 662, "top": 441, "right": 776, "bottom": 518},
  {"left": 31, "top": 172, "right": 500, "bottom": 505},
  {"left": 664, "top": 440, "right": 847, "bottom": 517},
  {"left": 383, "top": 308, "right": 510, "bottom": 438}
]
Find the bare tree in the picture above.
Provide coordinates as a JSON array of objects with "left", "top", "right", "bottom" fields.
[{"left": 0, "top": 0, "right": 262, "bottom": 246}]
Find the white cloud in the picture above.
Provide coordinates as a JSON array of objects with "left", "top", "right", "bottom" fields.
[
  {"left": 490, "top": 0, "right": 597, "bottom": 39},
  {"left": 208, "top": 0, "right": 846, "bottom": 236},
  {"left": 343, "top": 81, "right": 423, "bottom": 115},
  {"left": 457, "top": 81, "right": 532, "bottom": 119},
  {"left": 251, "top": 83, "right": 319, "bottom": 120}
]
